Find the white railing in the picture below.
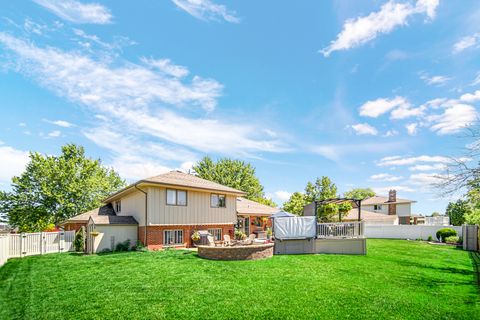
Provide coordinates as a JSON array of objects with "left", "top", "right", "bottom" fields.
[
  {"left": 0, "top": 230, "right": 75, "bottom": 266},
  {"left": 317, "top": 222, "right": 364, "bottom": 238}
]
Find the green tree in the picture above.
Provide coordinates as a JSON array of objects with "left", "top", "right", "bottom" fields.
[
  {"left": 0, "top": 144, "right": 125, "bottom": 232},
  {"left": 192, "top": 156, "right": 274, "bottom": 206},
  {"left": 344, "top": 188, "right": 375, "bottom": 200},
  {"left": 282, "top": 176, "right": 340, "bottom": 221},
  {"left": 282, "top": 192, "right": 306, "bottom": 215},
  {"left": 445, "top": 200, "right": 471, "bottom": 226},
  {"left": 465, "top": 208, "right": 480, "bottom": 225},
  {"left": 431, "top": 211, "right": 440, "bottom": 217}
]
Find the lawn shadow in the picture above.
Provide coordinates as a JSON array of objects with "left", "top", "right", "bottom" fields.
[{"left": 469, "top": 251, "right": 480, "bottom": 289}]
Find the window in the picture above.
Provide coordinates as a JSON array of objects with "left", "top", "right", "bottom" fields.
[
  {"left": 373, "top": 204, "right": 382, "bottom": 211},
  {"left": 163, "top": 230, "right": 184, "bottom": 245},
  {"left": 211, "top": 194, "right": 226, "bottom": 208},
  {"left": 115, "top": 200, "right": 121, "bottom": 213},
  {"left": 166, "top": 189, "right": 187, "bottom": 206},
  {"left": 208, "top": 228, "right": 222, "bottom": 241}
]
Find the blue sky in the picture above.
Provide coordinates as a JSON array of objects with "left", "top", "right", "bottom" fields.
[{"left": 1, "top": 0, "right": 480, "bottom": 215}]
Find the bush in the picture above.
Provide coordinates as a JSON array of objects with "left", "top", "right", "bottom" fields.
[
  {"left": 445, "top": 236, "right": 460, "bottom": 244},
  {"left": 234, "top": 228, "right": 245, "bottom": 240},
  {"left": 427, "top": 235, "right": 433, "bottom": 242},
  {"left": 436, "top": 228, "right": 457, "bottom": 243},
  {"left": 99, "top": 248, "right": 112, "bottom": 254},
  {"left": 132, "top": 240, "right": 147, "bottom": 252},
  {"left": 74, "top": 227, "right": 85, "bottom": 252},
  {"left": 115, "top": 239, "right": 131, "bottom": 252}
]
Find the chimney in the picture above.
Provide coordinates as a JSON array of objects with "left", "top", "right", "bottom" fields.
[{"left": 388, "top": 189, "right": 396, "bottom": 215}]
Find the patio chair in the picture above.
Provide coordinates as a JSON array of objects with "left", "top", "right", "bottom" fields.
[
  {"left": 223, "top": 235, "right": 235, "bottom": 246},
  {"left": 207, "top": 235, "right": 216, "bottom": 247},
  {"left": 241, "top": 234, "right": 256, "bottom": 245}
]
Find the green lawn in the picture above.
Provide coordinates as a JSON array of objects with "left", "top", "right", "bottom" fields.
[{"left": 0, "top": 239, "right": 478, "bottom": 320}]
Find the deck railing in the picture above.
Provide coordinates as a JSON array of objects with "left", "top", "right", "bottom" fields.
[{"left": 317, "top": 222, "right": 364, "bottom": 238}]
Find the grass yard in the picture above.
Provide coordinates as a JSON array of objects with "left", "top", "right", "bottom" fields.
[{"left": 0, "top": 239, "right": 478, "bottom": 320}]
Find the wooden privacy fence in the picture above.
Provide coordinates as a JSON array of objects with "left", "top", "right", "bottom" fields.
[
  {"left": 0, "top": 231, "right": 75, "bottom": 266},
  {"left": 317, "top": 222, "right": 364, "bottom": 238}
]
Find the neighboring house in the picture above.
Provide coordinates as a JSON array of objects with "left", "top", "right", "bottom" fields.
[
  {"left": 344, "top": 190, "right": 417, "bottom": 225},
  {"left": 61, "top": 170, "right": 246, "bottom": 251},
  {"left": 236, "top": 197, "right": 278, "bottom": 238}
]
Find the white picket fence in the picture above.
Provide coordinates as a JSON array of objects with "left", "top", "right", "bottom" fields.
[{"left": 0, "top": 231, "right": 75, "bottom": 266}]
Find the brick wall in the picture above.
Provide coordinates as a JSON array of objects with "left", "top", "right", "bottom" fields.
[{"left": 139, "top": 224, "right": 234, "bottom": 249}]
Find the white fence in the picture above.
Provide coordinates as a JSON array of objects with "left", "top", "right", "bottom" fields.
[
  {"left": 0, "top": 231, "right": 75, "bottom": 267},
  {"left": 317, "top": 222, "right": 364, "bottom": 238},
  {"left": 364, "top": 225, "right": 462, "bottom": 240}
]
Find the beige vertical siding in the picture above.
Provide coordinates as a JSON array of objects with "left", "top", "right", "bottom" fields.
[
  {"left": 93, "top": 225, "right": 138, "bottom": 252},
  {"left": 147, "top": 187, "right": 236, "bottom": 225},
  {"left": 118, "top": 191, "right": 146, "bottom": 225}
]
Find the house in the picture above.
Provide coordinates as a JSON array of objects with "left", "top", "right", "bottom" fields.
[
  {"left": 61, "top": 170, "right": 246, "bottom": 251},
  {"left": 236, "top": 197, "right": 278, "bottom": 238},
  {"left": 343, "top": 190, "right": 417, "bottom": 225}
]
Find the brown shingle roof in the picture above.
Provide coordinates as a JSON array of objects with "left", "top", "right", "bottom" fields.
[
  {"left": 104, "top": 171, "right": 246, "bottom": 202},
  {"left": 343, "top": 209, "right": 397, "bottom": 222},
  {"left": 60, "top": 204, "right": 115, "bottom": 224},
  {"left": 361, "top": 195, "right": 415, "bottom": 205},
  {"left": 90, "top": 215, "right": 138, "bottom": 225},
  {"left": 236, "top": 197, "right": 279, "bottom": 215}
]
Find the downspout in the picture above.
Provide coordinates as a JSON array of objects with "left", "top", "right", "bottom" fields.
[{"left": 135, "top": 184, "right": 148, "bottom": 246}]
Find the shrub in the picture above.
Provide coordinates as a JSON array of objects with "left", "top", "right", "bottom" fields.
[
  {"left": 132, "top": 240, "right": 147, "bottom": 252},
  {"left": 74, "top": 227, "right": 85, "bottom": 252},
  {"left": 100, "top": 248, "right": 112, "bottom": 254},
  {"left": 445, "top": 236, "right": 460, "bottom": 244},
  {"left": 234, "top": 228, "right": 245, "bottom": 240},
  {"left": 436, "top": 228, "right": 457, "bottom": 243},
  {"left": 427, "top": 235, "right": 433, "bottom": 242},
  {"left": 115, "top": 239, "right": 131, "bottom": 252}
]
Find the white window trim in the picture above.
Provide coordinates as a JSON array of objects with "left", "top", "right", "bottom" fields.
[
  {"left": 208, "top": 228, "right": 222, "bottom": 241},
  {"left": 163, "top": 229, "right": 184, "bottom": 246},
  {"left": 211, "top": 193, "right": 226, "bottom": 208}
]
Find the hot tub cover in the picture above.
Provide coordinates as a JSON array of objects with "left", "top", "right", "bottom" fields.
[
  {"left": 270, "top": 210, "right": 296, "bottom": 219},
  {"left": 274, "top": 216, "right": 316, "bottom": 239}
]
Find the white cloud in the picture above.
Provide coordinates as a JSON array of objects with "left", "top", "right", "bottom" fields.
[
  {"left": 409, "top": 172, "right": 444, "bottom": 185},
  {"left": 274, "top": 191, "right": 292, "bottom": 202},
  {"left": 419, "top": 73, "right": 451, "bottom": 86},
  {"left": 320, "top": 0, "right": 439, "bottom": 57},
  {"left": 472, "top": 72, "right": 480, "bottom": 86},
  {"left": 178, "top": 161, "right": 195, "bottom": 173},
  {"left": 405, "top": 123, "right": 418, "bottom": 135},
  {"left": 44, "top": 119, "right": 74, "bottom": 127},
  {"left": 453, "top": 33, "right": 479, "bottom": 54},
  {"left": 372, "top": 185, "right": 415, "bottom": 195},
  {"left": 391, "top": 105, "right": 424, "bottom": 119},
  {"left": 377, "top": 155, "right": 459, "bottom": 167},
  {"left": 0, "top": 33, "right": 288, "bottom": 162},
  {"left": 408, "top": 163, "right": 446, "bottom": 171},
  {"left": 351, "top": 123, "right": 378, "bottom": 135},
  {"left": 172, "top": 0, "right": 240, "bottom": 23},
  {"left": 0, "top": 145, "right": 29, "bottom": 185},
  {"left": 33, "top": 0, "right": 113, "bottom": 24},
  {"left": 311, "top": 141, "right": 407, "bottom": 162},
  {"left": 460, "top": 90, "right": 480, "bottom": 103},
  {"left": 427, "top": 103, "right": 477, "bottom": 135},
  {"left": 141, "top": 57, "right": 189, "bottom": 78},
  {"left": 359, "top": 96, "right": 409, "bottom": 118},
  {"left": 18, "top": 122, "right": 27, "bottom": 127},
  {"left": 370, "top": 173, "right": 403, "bottom": 182},
  {"left": 383, "top": 129, "right": 399, "bottom": 137},
  {"left": 47, "top": 130, "right": 61, "bottom": 137}
]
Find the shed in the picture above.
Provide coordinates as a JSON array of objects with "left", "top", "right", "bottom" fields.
[{"left": 86, "top": 215, "right": 138, "bottom": 253}]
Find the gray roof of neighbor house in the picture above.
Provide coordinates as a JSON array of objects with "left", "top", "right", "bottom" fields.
[
  {"left": 361, "top": 195, "right": 416, "bottom": 205},
  {"left": 60, "top": 204, "right": 116, "bottom": 224},
  {"left": 104, "top": 170, "right": 246, "bottom": 202},
  {"left": 236, "top": 197, "right": 279, "bottom": 216},
  {"left": 343, "top": 209, "right": 397, "bottom": 222},
  {"left": 89, "top": 215, "right": 138, "bottom": 225}
]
